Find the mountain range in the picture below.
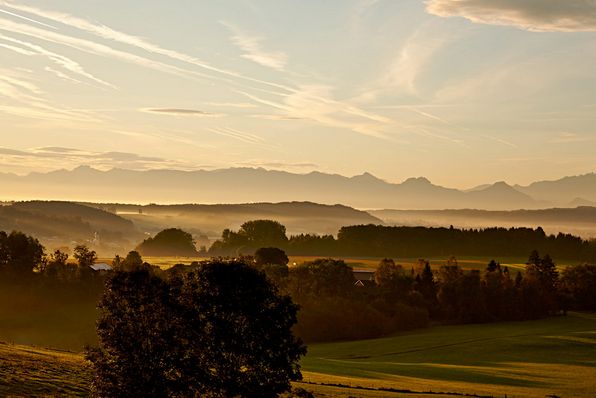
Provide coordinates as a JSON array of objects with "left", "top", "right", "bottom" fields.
[{"left": 1, "top": 166, "right": 595, "bottom": 210}]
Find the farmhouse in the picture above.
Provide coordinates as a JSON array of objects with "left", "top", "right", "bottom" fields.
[
  {"left": 89, "top": 263, "right": 112, "bottom": 272},
  {"left": 352, "top": 268, "right": 375, "bottom": 287}
]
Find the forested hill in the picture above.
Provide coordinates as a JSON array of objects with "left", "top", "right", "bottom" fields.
[
  {"left": 0, "top": 201, "right": 141, "bottom": 252},
  {"left": 84, "top": 201, "right": 382, "bottom": 236}
]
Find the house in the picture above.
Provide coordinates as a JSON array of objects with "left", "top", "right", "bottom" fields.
[
  {"left": 89, "top": 262, "right": 112, "bottom": 272},
  {"left": 352, "top": 268, "right": 376, "bottom": 287}
]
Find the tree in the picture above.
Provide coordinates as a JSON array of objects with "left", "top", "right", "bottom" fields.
[
  {"left": 74, "top": 244, "right": 97, "bottom": 267},
  {"left": 121, "top": 250, "right": 144, "bottom": 271},
  {"left": 374, "top": 258, "right": 412, "bottom": 301},
  {"left": 87, "top": 260, "right": 305, "bottom": 397},
  {"left": 525, "top": 251, "right": 559, "bottom": 314},
  {"left": 255, "top": 247, "right": 289, "bottom": 267},
  {"left": 239, "top": 220, "right": 288, "bottom": 248},
  {"left": 560, "top": 264, "right": 596, "bottom": 310},
  {"left": 416, "top": 261, "right": 438, "bottom": 313},
  {"left": 45, "top": 249, "right": 72, "bottom": 281},
  {"left": 74, "top": 244, "right": 97, "bottom": 281},
  {"left": 0, "top": 230, "right": 45, "bottom": 279},
  {"left": 136, "top": 228, "right": 198, "bottom": 257},
  {"left": 86, "top": 269, "right": 180, "bottom": 397}
]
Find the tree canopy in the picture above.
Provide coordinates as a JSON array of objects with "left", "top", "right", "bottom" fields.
[
  {"left": 136, "top": 228, "right": 198, "bottom": 257},
  {"left": 86, "top": 260, "right": 305, "bottom": 397}
]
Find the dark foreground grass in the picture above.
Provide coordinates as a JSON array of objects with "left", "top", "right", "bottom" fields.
[{"left": 0, "top": 342, "right": 90, "bottom": 397}]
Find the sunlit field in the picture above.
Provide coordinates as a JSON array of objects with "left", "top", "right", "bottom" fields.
[
  {"left": 301, "top": 312, "right": 596, "bottom": 398},
  {"left": 3, "top": 313, "right": 595, "bottom": 397},
  {"left": 104, "top": 255, "right": 576, "bottom": 272},
  {"left": 0, "top": 342, "right": 90, "bottom": 397}
]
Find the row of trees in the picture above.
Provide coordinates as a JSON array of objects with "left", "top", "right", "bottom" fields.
[
  {"left": 246, "top": 247, "right": 596, "bottom": 342},
  {"left": 208, "top": 220, "right": 596, "bottom": 262}
]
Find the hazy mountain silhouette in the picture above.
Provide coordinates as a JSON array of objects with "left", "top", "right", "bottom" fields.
[
  {"left": 0, "top": 166, "right": 594, "bottom": 210},
  {"left": 515, "top": 173, "right": 596, "bottom": 205}
]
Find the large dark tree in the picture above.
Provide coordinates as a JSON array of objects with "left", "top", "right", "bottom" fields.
[
  {"left": 86, "top": 260, "right": 305, "bottom": 398},
  {"left": 255, "top": 247, "right": 289, "bottom": 266},
  {"left": 136, "top": 228, "right": 198, "bottom": 257}
]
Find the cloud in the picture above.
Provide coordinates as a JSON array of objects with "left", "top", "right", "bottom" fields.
[
  {"left": 0, "top": 33, "right": 114, "bottom": 88},
  {"left": 0, "top": 7, "right": 56, "bottom": 29},
  {"left": 0, "top": 69, "right": 99, "bottom": 122},
  {"left": 222, "top": 22, "right": 287, "bottom": 70},
  {"left": 426, "top": 0, "right": 596, "bottom": 32},
  {"left": 35, "top": 147, "right": 81, "bottom": 154},
  {"left": 549, "top": 132, "right": 596, "bottom": 144},
  {"left": 0, "top": 2, "right": 399, "bottom": 141},
  {"left": 204, "top": 102, "right": 257, "bottom": 108},
  {"left": 1, "top": 2, "right": 294, "bottom": 93},
  {"left": 0, "top": 42, "right": 35, "bottom": 55},
  {"left": 236, "top": 85, "right": 395, "bottom": 140},
  {"left": 239, "top": 160, "right": 319, "bottom": 169},
  {"left": 142, "top": 108, "right": 223, "bottom": 117},
  {"left": 206, "top": 126, "right": 274, "bottom": 148},
  {"left": 0, "top": 146, "right": 194, "bottom": 170}
]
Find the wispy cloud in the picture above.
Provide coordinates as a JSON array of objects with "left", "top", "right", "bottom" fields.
[
  {"left": 1, "top": 2, "right": 294, "bottom": 93},
  {"left": 236, "top": 85, "right": 397, "bottom": 140},
  {"left": 482, "top": 134, "right": 519, "bottom": 149},
  {"left": 0, "top": 33, "right": 115, "bottom": 88},
  {"left": 0, "top": 68, "right": 98, "bottom": 122},
  {"left": 142, "top": 108, "right": 223, "bottom": 117},
  {"left": 549, "top": 132, "right": 596, "bottom": 144},
  {"left": 0, "top": 7, "right": 56, "bottom": 29},
  {"left": 0, "top": 42, "right": 35, "bottom": 55},
  {"left": 426, "top": 0, "right": 596, "bottom": 32},
  {"left": 239, "top": 160, "right": 318, "bottom": 169},
  {"left": 207, "top": 126, "right": 269, "bottom": 146},
  {"left": 221, "top": 21, "right": 287, "bottom": 71},
  {"left": 204, "top": 102, "right": 257, "bottom": 109},
  {"left": 0, "top": 146, "right": 201, "bottom": 171},
  {"left": 0, "top": 2, "right": 399, "bottom": 142}
]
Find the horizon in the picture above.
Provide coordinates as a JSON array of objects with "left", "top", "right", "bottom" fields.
[
  {"left": 1, "top": 1, "right": 596, "bottom": 188},
  {"left": 1, "top": 163, "right": 595, "bottom": 191}
]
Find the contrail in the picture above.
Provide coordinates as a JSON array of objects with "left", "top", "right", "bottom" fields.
[{"left": 0, "top": 8, "right": 56, "bottom": 30}]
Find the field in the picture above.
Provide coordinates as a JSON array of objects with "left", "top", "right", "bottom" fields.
[
  {"left": 2, "top": 313, "right": 595, "bottom": 397},
  {"left": 0, "top": 342, "right": 90, "bottom": 397},
  {"left": 119, "top": 255, "right": 574, "bottom": 272},
  {"left": 301, "top": 312, "right": 596, "bottom": 398}
]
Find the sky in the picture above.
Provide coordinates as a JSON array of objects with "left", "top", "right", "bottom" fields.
[{"left": 1, "top": 0, "right": 596, "bottom": 189}]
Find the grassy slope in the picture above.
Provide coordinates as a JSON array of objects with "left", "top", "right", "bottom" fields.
[
  {"left": 2, "top": 314, "right": 595, "bottom": 397},
  {"left": 0, "top": 342, "right": 90, "bottom": 397},
  {"left": 302, "top": 312, "right": 596, "bottom": 398}
]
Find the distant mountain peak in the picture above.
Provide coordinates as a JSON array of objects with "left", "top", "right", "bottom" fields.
[
  {"left": 491, "top": 181, "right": 512, "bottom": 189},
  {"left": 402, "top": 176, "right": 431, "bottom": 185}
]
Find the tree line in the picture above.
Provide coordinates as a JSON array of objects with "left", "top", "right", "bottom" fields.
[
  {"left": 209, "top": 220, "right": 596, "bottom": 261},
  {"left": 246, "top": 247, "right": 596, "bottom": 342}
]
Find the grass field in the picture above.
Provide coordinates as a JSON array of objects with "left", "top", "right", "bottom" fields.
[
  {"left": 106, "top": 255, "right": 575, "bottom": 272},
  {"left": 301, "top": 312, "right": 596, "bottom": 398},
  {"left": 0, "top": 342, "right": 90, "bottom": 397},
  {"left": 2, "top": 313, "right": 595, "bottom": 397}
]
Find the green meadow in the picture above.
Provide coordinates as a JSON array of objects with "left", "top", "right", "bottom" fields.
[
  {"left": 300, "top": 312, "right": 596, "bottom": 397},
  {"left": 2, "top": 313, "right": 595, "bottom": 397}
]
